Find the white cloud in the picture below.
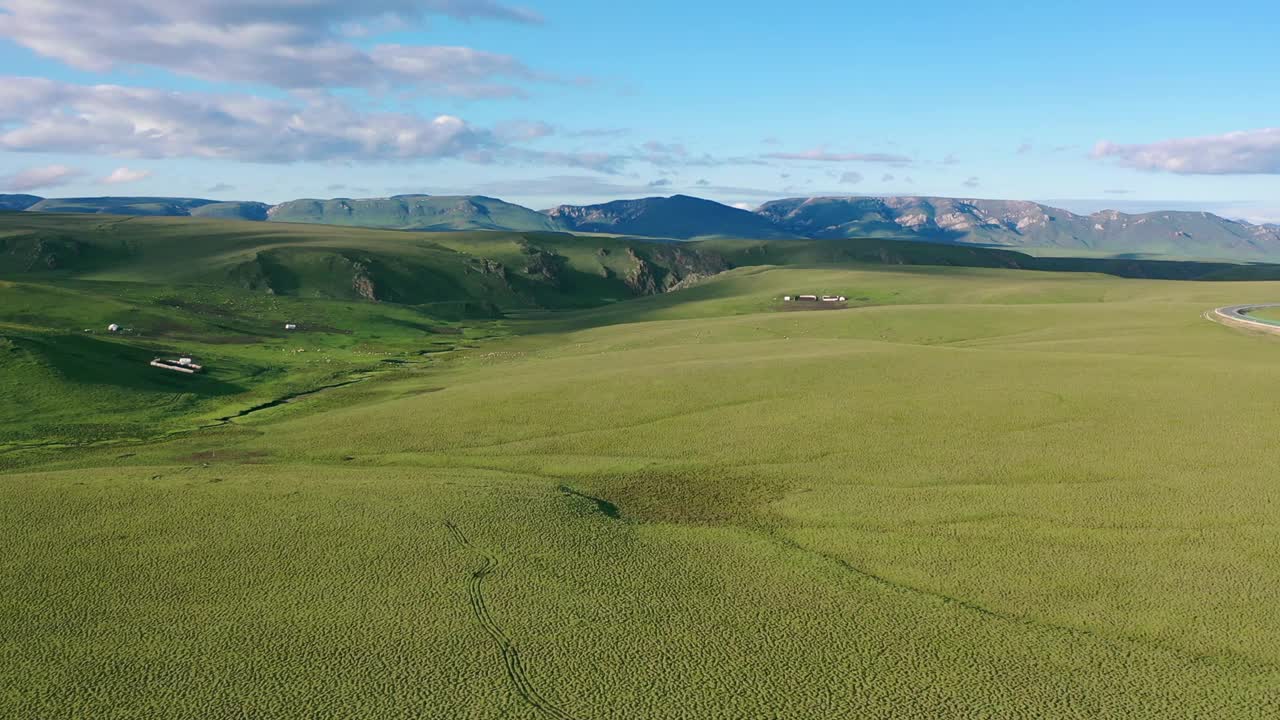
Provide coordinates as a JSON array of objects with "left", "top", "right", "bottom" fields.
[
  {"left": 1, "top": 164, "right": 83, "bottom": 192},
  {"left": 493, "top": 120, "right": 555, "bottom": 143},
  {"left": 445, "top": 175, "right": 661, "bottom": 198},
  {"left": 631, "top": 141, "right": 763, "bottom": 170},
  {"left": 1093, "top": 128, "right": 1280, "bottom": 174},
  {"left": 101, "top": 167, "right": 151, "bottom": 184},
  {"left": 839, "top": 171, "right": 863, "bottom": 185},
  {"left": 0, "top": 77, "right": 622, "bottom": 171},
  {"left": 642, "top": 141, "right": 687, "bottom": 156},
  {"left": 567, "top": 127, "right": 630, "bottom": 139},
  {"left": 765, "top": 148, "right": 912, "bottom": 164},
  {"left": 427, "top": 176, "right": 822, "bottom": 204},
  {"left": 0, "top": 0, "right": 547, "bottom": 97},
  {"left": 963, "top": 176, "right": 980, "bottom": 188}
]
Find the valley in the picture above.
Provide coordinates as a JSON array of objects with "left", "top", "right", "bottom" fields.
[{"left": 3, "top": 213, "right": 1279, "bottom": 717}]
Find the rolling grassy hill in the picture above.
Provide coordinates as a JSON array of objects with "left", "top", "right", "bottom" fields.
[
  {"left": 0, "top": 194, "right": 42, "bottom": 211},
  {"left": 3, "top": 253, "right": 1280, "bottom": 717},
  {"left": 7, "top": 212, "right": 1280, "bottom": 300},
  {"left": 25, "top": 196, "right": 216, "bottom": 216},
  {"left": 0, "top": 213, "right": 740, "bottom": 309},
  {"left": 267, "top": 194, "right": 563, "bottom": 232},
  {"left": 16, "top": 210, "right": 1280, "bottom": 448}
]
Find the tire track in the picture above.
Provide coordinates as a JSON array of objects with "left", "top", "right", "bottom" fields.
[{"left": 444, "top": 521, "right": 581, "bottom": 720}]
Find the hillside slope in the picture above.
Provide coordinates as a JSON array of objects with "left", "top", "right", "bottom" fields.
[
  {"left": 187, "top": 201, "right": 271, "bottom": 221},
  {"left": 267, "top": 195, "right": 563, "bottom": 232},
  {"left": 0, "top": 214, "right": 731, "bottom": 309},
  {"left": 0, "top": 194, "right": 42, "bottom": 211},
  {"left": 24, "top": 197, "right": 222, "bottom": 216},
  {"left": 5, "top": 213, "right": 1279, "bottom": 312},
  {"left": 547, "top": 194, "right": 793, "bottom": 239},
  {"left": 7, "top": 264, "right": 1280, "bottom": 717}
]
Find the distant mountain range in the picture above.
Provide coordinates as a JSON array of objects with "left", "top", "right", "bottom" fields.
[
  {"left": 267, "top": 195, "right": 561, "bottom": 232},
  {"left": 546, "top": 194, "right": 791, "bottom": 239},
  {"left": 4, "top": 191, "right": 1279, "bottom": 261}
]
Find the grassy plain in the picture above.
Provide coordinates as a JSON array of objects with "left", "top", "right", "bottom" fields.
[{"left": 3, "top": 235, "right": 1280, "bottom": 717}]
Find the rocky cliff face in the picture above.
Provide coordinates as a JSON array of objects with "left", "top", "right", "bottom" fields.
[
  {"left": 757, "top": 196, "right": 1280, "bottom": 259},
  {"left": 758, "top": 197, "right": 1075, "bottom": 239},
  {"left": 621, "top": 245, "right": 731, "bottom": 295}
]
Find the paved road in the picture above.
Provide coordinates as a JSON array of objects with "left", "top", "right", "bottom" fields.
[{"left": 1209, "top": 304, "right": 1280, "bottom": 335}]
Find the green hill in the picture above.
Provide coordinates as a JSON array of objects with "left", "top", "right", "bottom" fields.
[
  {"left": 545, "top": 194, "right": 794, "bottom": 240},
  {"left": 0, "top": 194, "right": 42, "bottom": 211},
  {"left": 24, "top": 196, "right": 221, "bottom": 216},
  {"left": 189, "top": 201, "right": 271, "bottom": 221},
  {"left": 267, "top": 195, "right": 563, "bottom": 232},
  {"left": 0, "top": 214, "right": 734, "bottom": 309},
  {"left": 17, "top": 196, "right": 267, "bottom": 221},
  {"left": 5, "top": 214, "right": 1280, "bottom": 307}
]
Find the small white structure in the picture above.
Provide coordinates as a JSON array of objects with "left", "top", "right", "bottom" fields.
[
  {"left": 107, "top": 323, "right": 121, "bottom": 333},
  {"left": 821, "top": 295, "right": 848, "bottom": 303},
  {"left": 284, "top": 323, "right": 298, "bottom": 331},
  {"left": 151, "top": 357, "right": 203, "bottom": 374},
  {"left": 783, "top": 296, "right": 793, "bottom": 302}
]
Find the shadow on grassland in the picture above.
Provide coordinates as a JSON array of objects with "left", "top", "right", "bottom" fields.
[{"left": 16, "top": 332, "right": 245, "bottom": 397}]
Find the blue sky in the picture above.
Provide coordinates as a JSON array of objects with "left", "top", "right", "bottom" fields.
[{"left": 1, "top": 0, "right": 1278, "bottom": 220}]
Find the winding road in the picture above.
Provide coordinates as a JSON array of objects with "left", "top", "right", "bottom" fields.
[{"left": 1209, "top": 304, "right": 1280, "bottom": 335}]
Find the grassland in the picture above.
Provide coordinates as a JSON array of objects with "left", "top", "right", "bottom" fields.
[
  {"left": 0, "top": 278, "right": 502, "bottom": 447},
  {"left": 3, "top": 215, "right": 1280, "bottom": 717},
  {"left": 1248, "top": 306, "right": 1280, "bottom": 323}
]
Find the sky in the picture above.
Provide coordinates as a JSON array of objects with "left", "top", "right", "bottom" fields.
[{"left": 1, "top": 0, "right": 1278, "bottom": 221}]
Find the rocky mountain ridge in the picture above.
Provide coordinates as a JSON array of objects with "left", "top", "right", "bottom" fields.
[{"left": 6, "top": 192, "right": 1279, "bottom": 261}]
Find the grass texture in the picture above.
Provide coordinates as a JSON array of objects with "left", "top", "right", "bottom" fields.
[{"left": 3, "top": 252, "right": 1280, "bottom": 717}]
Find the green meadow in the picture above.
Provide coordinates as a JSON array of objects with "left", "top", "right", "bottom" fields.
[
  {"left": 1248, "top": 306, "right": 1280, "bottom": 324},
  {"left": 3, "top": 215, "right": 1280, "bottom": 718}
]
